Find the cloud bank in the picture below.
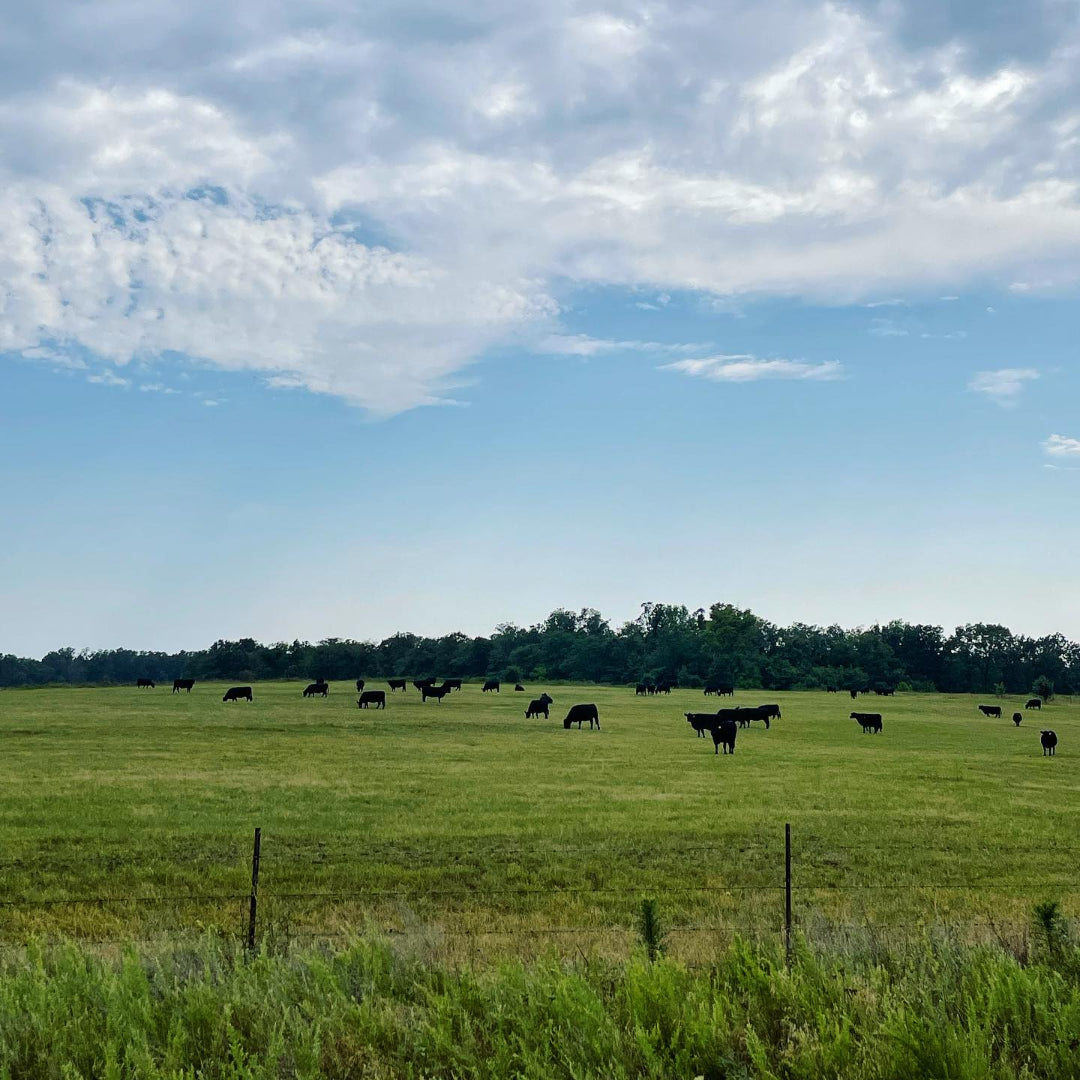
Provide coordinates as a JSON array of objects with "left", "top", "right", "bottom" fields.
[{"left": 3, "top": 1, "right": 1080, "bottom": 409}]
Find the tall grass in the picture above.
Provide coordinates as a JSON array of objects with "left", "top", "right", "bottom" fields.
[{"left": 1, "top": 931, "right": 1078, "bottom": 1078}]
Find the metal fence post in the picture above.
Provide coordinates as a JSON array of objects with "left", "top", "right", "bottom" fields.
[
  {"left": 785, "top": 823, "right": 792, "bottom": 969},
  {"left": 247, "top": 827, "right": 261, "bottom": 953}
]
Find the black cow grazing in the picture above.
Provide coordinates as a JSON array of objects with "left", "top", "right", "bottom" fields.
[
  {"left": 1026, "top": 699, "right": 1042, "bottom": 710},
  {"left": 759, "top": 704, "right": 782, "bottom": 723},
  {"left": 979, "top": 705, "right": 1002, "bottom": 718},
  {"left": 851, "top": 711, "right": 883, "bottom": 734},
  {"left": 703, "top": 685, "right": 717, "bottom": 696},
  {"left": 563, "top": 704, "right": 600, "bottom": 730},
  {"left": 445, "top": 679, "right": 463, "bottom": 691},
  {"left": 1013, "top": 712, "right": 1023, "bottom": 726},
  {"left": 1040, "top": 730, "right": 1058, "bottom": 756},
  {"left": 172, "top": 678, "right": 195, "bottom": 694},
  {"left": 358, "top": 691, "right": 386, "bottom": 709},
  {"left": 636, "top": 684, "right": 648, "bottom": 696},
  {"left": 388, "top": 679, "right": 406, "bottom": 692},
  {"left": 355, "top": 679, "right": 365, "bottom": 692},
  {"left": 422, "top": 684, "right": 452, "bottom": 704},
  {"left": 223, "top": 686, "right": 253, "bottom": 703},
  {"left": 136, "top": 679, "right": 155, "bottom": 689},
  {"left": 656, "top": 682, "right": 673, "bottom": 694},
  {"left": 826, "top": 686, "right": 838, "bottom": 693},
  {"left": 685, "top": 712, "right": 715, "bottom": 738},
  {"left": 514, "top": 684, "right": 525, "bottom": 692},
  {"left": 711, "top": 719, "right": 738, "bottom": 755},
  {"left": 645, "top": 684, "right": 657, "bottom": 695},
  {"left": 482, "top": 680, "right": 500, "bottom": 693},
  {"left": 303, "top": 682, "right": 329, "bottom": 698},
  {"left": 526, "top": 694, "right": 554, "bottom": 719},
  {"left": 873, "top": 687, "right": 896, "bottom": 696}
]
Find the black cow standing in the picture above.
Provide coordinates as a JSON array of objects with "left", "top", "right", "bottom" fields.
[
  {"left": 223, "top": 686, "right": 253, "bottom": 702},
  {"left": 1041, "top": 730, "right": 1058, "bottom": 756},
  {"left": 388, "top": 679, "right": 406, "bottom": 692},
  {"left": 711, "top": 719, "right": 737, "bottom": 755},
  {"left": 445, "top": 679, "right": 463, "bottom": 691},
  {"left": 358, "top": 691, "right": 386, "bottom": 709},
  {"left": 979, "top": 705, "right": 1002, "bottom": 718},
  {"left": 852, "top": 712, "right": 883, "bottom": 733},
  {"left": 482, "top": 680, "right": 500, "bottom": 693},
  {"left": 758, "top": 704, "right": 781, "bottom": 723},
  {"left": 1026, "top": 699, "right": 1042, "bottom": 710},
  {"left": 850, "top": 689, "right": 859, "bottom": 700},
  {"left": 563, "top": 704, "right": 600, "bottom": 730},
  {"left": 355, "top": 679, "right": 365, "bottom": 693},
  {"left": 172, "top": 679, "right": 195, "bottom": 693},
  {"left": 636, "top": 684, "right": 648, "bottom": 696},
  {"left": 136, "top": 679, "right": 155, "bottom": 689},
  {"left": 303, "top": 682, "right": 329, "bottom": 698},
  {"left": 422, "top": 684, "right": 452, "bottom": 704},
  {"left": 525, "top": 694, "right": 554, "bottom": 719},
  {"left": 1012, "top": 712, "right": 1023, "bottom": 726}
]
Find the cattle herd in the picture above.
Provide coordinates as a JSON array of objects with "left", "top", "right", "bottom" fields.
[{"left": 130, "top": 678, "right": 1061, "bottom": 757}]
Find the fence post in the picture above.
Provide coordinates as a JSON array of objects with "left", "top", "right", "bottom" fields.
[
  {"left": 247, "top": 827, "right": 261, "bottom": 953},
  {"left": 784, "top": 822, "right": 792, "bottom": 969}
]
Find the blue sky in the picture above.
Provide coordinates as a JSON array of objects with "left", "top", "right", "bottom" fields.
[{"left": 1, "top": 0, "right": 1078, "bottom": 654}]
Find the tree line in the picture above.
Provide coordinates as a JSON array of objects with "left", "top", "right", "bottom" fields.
[{"left": 2, "top": 603, "right": 1077, "bottom": 697}]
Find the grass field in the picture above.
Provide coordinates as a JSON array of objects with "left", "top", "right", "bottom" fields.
[{"left": 1, "top": 680, "right": 1077, "bottom": 959}]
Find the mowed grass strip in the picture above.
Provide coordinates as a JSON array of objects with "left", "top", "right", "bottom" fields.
[{"left": 0, "top": 681, "right": 1076, "bottom": 951}]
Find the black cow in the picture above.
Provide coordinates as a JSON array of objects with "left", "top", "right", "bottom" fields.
[
  {"left": 413, "top": 678, "right": 436, "bottom": 692},
  {"left": 851, "top": 711, "right": 882, "bottom": 733},
  {"left": 563, "top": 704, "right": 600, "bottom": 730},
  {"left": 850, "top": 689, "right": 859, "bottom": 700},
  {"left": 645, "top": 684, "right": 657, "bottom": 695},
  {"left": 482, "top": 680, "right": 500, "bottom": 693},
  {"left": 172, "top": 678, "right": 195, "bottom": 693},
  {"left": 636, "top": 684, "right": 648, "bottom": 696},
  {"left": 355, "top": 679, "right": 365, "bottom": 692},
  {"left": 445, "top": 679, "right": 463, "bottom": 691},
  {"left": 826, "top": 686, "right": 838, "bottom": 693},
  {"left": 656, "top": 682, "right": 673, "bottom": 694},
  {"left": 514, "top": 684, "right": 525, "bottom": 692},
  {"left": 1013, "top": 712, "right": 1023, "bottom": 726},
  {"left": 223, "top": 686, "right": 252, "bottom": 702},
  {"left": 303, "top": 682, "right": 329, "bottom": 698},
  {"left": 422, "top": 684, "right": 452, "bottom": 703},
  {"left": 358, "top": 691, "right": 386, "bottom": 709},
  {"left": 526, "top": 694, "right": 554, "bottom": 719},
  {"left": 388, "top": 679, "right": 406, "bottom": 692},
  {"left": 978, "top": 705, "right": 1002, "bottom": 718},
  {"left": 717, "top": 684, "right": 734, "bottom": 697},
  {"left": 1040, "top": 730, "right": 1058, "bottom": 756},
  {"left": 136, "top": 679, "right": 155, "bottom": 689},
  {"left": 710, "top": 719, "right": 738, "bottom": 755},
  {"left": 703, "top": 685, "right": 717, "bottom": 696},
  {"left": 1026, "top": 699, "right": 1042, "bottom": 710},
  {"left": 758, "top": 704, "right": 782, "bottom": 723},
  {"left": 685, "top": 712, "right": 715, "bottom": 738}
]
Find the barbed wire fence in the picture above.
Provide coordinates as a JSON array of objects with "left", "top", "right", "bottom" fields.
[{"left": 0, "top": 826, "right": 1077, "bottom": 959}]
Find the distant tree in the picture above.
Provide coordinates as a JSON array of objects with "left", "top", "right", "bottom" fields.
[
  {"left": 994, "top": 681, "right": 1006, "bottom": 699},
  {"left": 1032, "top": 675, "right": 1054, "bottom": 702}
]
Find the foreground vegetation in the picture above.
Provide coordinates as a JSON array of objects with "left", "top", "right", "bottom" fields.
[
  {"left": 2, "top": 931, "right": 1079, "bottom": 1078},
  {"left": 0, "top": 681, "right": 1076, "bottom": 952},
  {"left": 4, "top": 601, "right": 1079, "bottom": 694}
]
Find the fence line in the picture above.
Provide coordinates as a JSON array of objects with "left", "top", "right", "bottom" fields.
[{"left": 1, "top": 825, "right": 1076, "bottom": 953}]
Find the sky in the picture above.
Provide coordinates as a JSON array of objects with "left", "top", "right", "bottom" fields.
[{"left": 1, "top": 0, "right": 1079, "bottom": 656}]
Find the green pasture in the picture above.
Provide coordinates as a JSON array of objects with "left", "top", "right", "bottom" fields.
[{"left": 0, "top": 680, "right": 1076, "bottom": 959}]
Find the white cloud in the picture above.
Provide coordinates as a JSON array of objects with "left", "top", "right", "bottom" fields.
[
  {"left": 1044, "top": 434, "right": 1080, "bottom": 457},
  {"left": 662, "top": 355, "right": 842, "bottom": 382},
  {"left": 2, "top": 2, "right": 1080, "bottom": 410},
  {"left": 969, "top": 368, "right": 1039, "bottom": 404},
  {"left": 87, "top": 370, "right": 130, "bottom": 387}
]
